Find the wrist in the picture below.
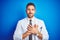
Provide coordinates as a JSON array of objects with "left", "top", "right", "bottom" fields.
[
  {"left": 36, "top": 31, "right": 43, "bottom": 39},
  {"left": 36, "top": 31, "right": 39, "bottom": 36},
  {"left": 26, "top": 30, "right": 31, "bottom": 35}
]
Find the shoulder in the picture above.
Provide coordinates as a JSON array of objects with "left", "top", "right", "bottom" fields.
[
  {"left": 17, "top": 17, "right": 27, "bottom": 24},
  {"left": 35, "top": 17, "right": 45, "bottom": 27},
  {"left": 35, "top": 17, "right": 44, "bottom": 23},
  {"left": 35, "top": 17, "right": 45, "bottom": 25}
]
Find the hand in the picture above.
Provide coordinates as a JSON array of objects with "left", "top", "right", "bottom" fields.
[
  {"left": 31, "top": 24, "right": 39, "bottom": 35},
  {"left": 22, "top": 26, "right": 31, "bottom": 39},
  {"left": 27, "top": 24, "right": 39, "bottom": 35},
  {"left": 22, "top": 25, "right": 32, "bottom": 39},
  {"left": 22, "top": 24, "right": 42, "bottom": 39},
  {"left": 27, "top": 25, "right": 32, "bottom": 31},
  {"left": 32, "top": 24, "right": 43, "bottom": 40}
]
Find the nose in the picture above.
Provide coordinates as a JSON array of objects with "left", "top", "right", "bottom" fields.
[{"left": 29, "top": 10, "right": 32, "bottom": 14}]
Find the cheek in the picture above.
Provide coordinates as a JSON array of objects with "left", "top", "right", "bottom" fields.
[
  {"left": 32, "top": 11, "right": 35, "bottom": 14},
  {"left": 26, "top": 10, "right": 29, "bottom": 14}
]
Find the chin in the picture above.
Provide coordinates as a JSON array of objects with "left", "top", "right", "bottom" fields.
[
  {"left": 27, "top": 14, "right": 34, "bottom": 18},
  {"left": 28, "top": 16, "right": 33, "bottom": 18}
]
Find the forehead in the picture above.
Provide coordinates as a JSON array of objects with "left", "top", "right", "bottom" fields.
[{"left": 27, "top": 5, "right": 35, "bottom": 9}]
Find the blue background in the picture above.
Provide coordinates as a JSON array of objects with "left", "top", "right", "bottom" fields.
[{"left": 0, "top": 0, "right": 60, "bottom": 40}]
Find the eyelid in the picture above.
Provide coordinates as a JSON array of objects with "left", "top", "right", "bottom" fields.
[
  {"left": 27, "top": 9, "right": 35, "bottom": 11},
  {"left": 27, "top": 9, "right": 30, "bottom": 10},
  {"left": 32, "top": 9, "right": 35, "bottom": 10}
]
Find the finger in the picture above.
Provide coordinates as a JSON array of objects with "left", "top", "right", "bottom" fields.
[
  {"left": 27, "top": 28, "right": 30, "bottom": 31},
  {"left": 28, "top": 24, "right": 32, "bottom": 27},
  {"left": 27, "top": 25, "right": 32, "bottom": 29},
  {"left": 27, "top": 27, "right": 32, "bottom": 31},
  {"left": 27, "top": 30, "right": 30, "bottom": 33},
  {"left": 34, "top": 24, "right": 36, "bottom": 28},
  {"left": 36, "top": 24, "right": 38, "bottom": 28},
  {"left": 34, "top": 24, "right": 38, "bottom": 28},
  {"left": 29, "top": 24, "right": 32, "bottom": 27}
]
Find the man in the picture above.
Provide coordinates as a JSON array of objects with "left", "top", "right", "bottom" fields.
[{"left": 13, "top": 2, "right": 49, "bottom": 40}]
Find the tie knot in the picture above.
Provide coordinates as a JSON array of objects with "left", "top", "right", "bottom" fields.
[{"left": 30, "top": 20, "right": 32, "bottom": 22}]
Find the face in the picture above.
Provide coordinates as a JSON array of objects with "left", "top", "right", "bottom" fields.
[{"left": 26, "top": 5, "right": 35, "bottom": 18}]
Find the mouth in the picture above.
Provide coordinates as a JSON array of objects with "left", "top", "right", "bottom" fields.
[
  {"left": 29, "top": 13, "right": 32, "bottom": 14},
  {"left": 27, "top": 13, "right": 34, "bottom": 18}
]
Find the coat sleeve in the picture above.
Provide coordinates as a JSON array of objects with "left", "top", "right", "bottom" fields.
[
  {"left": 13, "top": 21, "right": 23, "bottom": 40},
  {"left": 40, "top": 20, "right": 49, "bottom": 40}
]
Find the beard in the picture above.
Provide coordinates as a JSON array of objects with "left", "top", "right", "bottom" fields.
[{"left": 27, "top": 13, "right": 34, "bottom": 18}]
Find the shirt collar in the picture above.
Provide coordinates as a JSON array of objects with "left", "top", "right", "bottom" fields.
[{"left": 26, "top": 16, "right": 35, "bottom": 21}]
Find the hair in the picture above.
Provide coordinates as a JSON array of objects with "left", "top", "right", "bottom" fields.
[{"left": 26, "top": 2, "right": 36, "bottom": 9}]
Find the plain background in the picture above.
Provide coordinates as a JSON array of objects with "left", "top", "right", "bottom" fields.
[{"left": 0, "top": 0, "right": 60, "bottom": 40}]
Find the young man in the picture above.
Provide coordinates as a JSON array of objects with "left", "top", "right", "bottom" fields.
[{"left": 13, "top": 2, "right": 49, "bottom": 40}]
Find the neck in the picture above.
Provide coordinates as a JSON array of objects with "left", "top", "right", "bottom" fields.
[{"left": 28, "top": 16, "right": 34, "bottom": 20}]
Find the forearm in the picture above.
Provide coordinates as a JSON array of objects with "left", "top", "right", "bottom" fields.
[
  {"left": 22, "top": 31, "right": 31, "bottom": 39},
  {"left": 37, "top": 31, "right": 43, "bottom": 40}
]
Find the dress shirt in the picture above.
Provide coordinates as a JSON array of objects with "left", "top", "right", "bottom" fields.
[{"left": 13, "top": 16, "right": 49, "bottom": 40}]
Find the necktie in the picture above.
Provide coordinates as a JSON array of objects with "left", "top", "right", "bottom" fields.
[{"left": 29, "top": 20, "right": 32, "bottom": 40}]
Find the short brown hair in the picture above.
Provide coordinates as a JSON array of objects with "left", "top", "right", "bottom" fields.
[{"left": 26, "top": 2, "right": 36, "bottom": 9}]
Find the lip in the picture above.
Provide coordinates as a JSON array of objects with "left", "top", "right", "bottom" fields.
[{"left": 29, "top": 13, "right": 32, "bottom": 14}]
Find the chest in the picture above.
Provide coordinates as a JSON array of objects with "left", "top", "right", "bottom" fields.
[{"left": 21, "top": 20, "right": 42, "bottom": 33}]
